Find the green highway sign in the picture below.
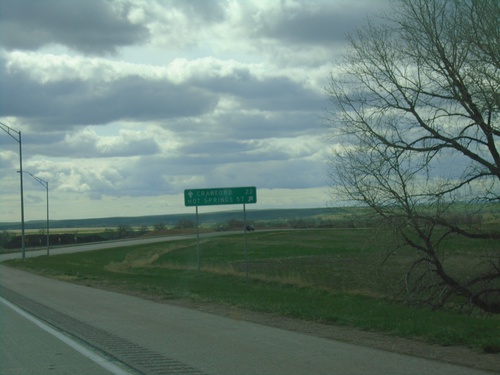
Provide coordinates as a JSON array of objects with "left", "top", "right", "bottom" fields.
[{"left": 184, "top": 186, "right": 257, "bottom": 207}]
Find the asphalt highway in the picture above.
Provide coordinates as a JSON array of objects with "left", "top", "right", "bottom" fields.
[
  {"left": 0, "top": 295, "right": 131, "bottom": 375},
  {"left": 0, "top": 233, "right": 202, "bottom": 261},
  {"left": 0, "top": 237, "right": 497, "bottom": 374}
]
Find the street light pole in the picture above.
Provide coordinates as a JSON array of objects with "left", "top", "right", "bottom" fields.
[
  {"left": 0, "top": 122, "right": 26, "bottom": 259},
  {"left": 22, "top": 172, "right": 50, "bottom": 256},
  {"left": 45, "top": 180, "right": 49, "bottom": 255}
]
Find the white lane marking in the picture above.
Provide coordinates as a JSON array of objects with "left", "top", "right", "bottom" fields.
[{"left": 0, "top": 296, "right": 132, "bottom": 375}]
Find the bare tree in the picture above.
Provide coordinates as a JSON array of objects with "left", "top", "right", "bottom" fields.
[
  {"left": 326, "top": 0, "right": 499, "bottom": 313},
  {"left": 153, "top": 222, "right": 166, "bottom": 231},
  {"left": 175, "top": 219, "right": 195, "bottom": 229},
  {"left": 117, "top": 224, "right": 133, "bottom": 239}
]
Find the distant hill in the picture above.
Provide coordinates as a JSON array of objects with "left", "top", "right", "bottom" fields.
[{"left": 0, "top": 207, "right": 349, "bottom": 231}]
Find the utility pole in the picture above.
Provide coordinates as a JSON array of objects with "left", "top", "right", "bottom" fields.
[{"left": 0, "top": 122, "right": 26, "bottom": 259}]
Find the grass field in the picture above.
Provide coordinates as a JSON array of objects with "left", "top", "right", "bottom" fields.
[{"left": 5, "top": 229, "right": 499, "bottom": 353}]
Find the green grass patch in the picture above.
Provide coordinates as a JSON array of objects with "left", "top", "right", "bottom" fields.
[{"left": 5, "top": 229, "right": 499, "bottom": 353}]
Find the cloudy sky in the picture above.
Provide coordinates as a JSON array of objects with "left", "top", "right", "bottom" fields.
[{"left": 0, "top": 0, "right": 388, "bottom": 222}]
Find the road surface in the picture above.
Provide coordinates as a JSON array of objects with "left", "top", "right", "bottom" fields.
[
  {"left": 0, "top": 233, "right": 200, "bottom": 261},
  {"left": 1, "top": 263, "right": 496, "bottom": 374},
  {"left": 0, "top": 295, "right": 131, "bottom": 375}
]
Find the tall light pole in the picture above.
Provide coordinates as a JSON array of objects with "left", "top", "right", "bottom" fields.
[
  {"left": 21, "top": 172, "right": 50, "bottom": 256},
  {"left": 0, "top": 121, "right": 26, "bottom": 259}
]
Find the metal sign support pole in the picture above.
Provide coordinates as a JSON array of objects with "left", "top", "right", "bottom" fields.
[
  {"left": 243, "top": 204, "right": 248, "bottom": 285},
  {"left": 19, "top": 132, "right": 26, "bottom": 260},
  {"left": 46, "top": 180, "right": 50, "bottom": 256},
  {"left": 196, "top": 206, "right": 200, "bottom": 273}
]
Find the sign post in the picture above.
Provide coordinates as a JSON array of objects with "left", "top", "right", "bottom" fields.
[
  {"left": 196, "top": 205, "right": 200, "bottom": 273},
  {"left": 184, "top": 186, "right": 257, "bottom": 277},
  {"left": 243, "top": 203, "right": 248, "bottom": 284}
]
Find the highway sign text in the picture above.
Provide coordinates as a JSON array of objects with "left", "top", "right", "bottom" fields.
[{"left": 184, "top": 186, "right": 257, "bottom": 207}]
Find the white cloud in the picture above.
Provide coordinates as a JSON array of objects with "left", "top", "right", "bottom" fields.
[{"left": 0, "top": 0, "right": 389, "bottom": 222}]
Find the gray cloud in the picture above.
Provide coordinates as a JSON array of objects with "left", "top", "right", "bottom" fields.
[
  {"left": 232, "top": 0, "right": 390, "bottom": 47},
  {"left": 0, "top": 54, "right": 324, "bottom": 133},
  {"left": 0, "top": 0, "right": 149, "bottom": 54},
  {"left": 254, "top": 6, "right": 368, "bottom": 45},
  {"left": 179, "top": 140, "right": 253, "bottom": 158},
  {"left": 0, "top": 0, "right": 389, "bottom": 220},
  {"left": 197, "top": 71, "right": 324, "bottom": 112},
  {"left": 169, "top": 0, "right": 227, "bottom": 24},
  {"left": 55, "top": 133, "right": 160, "bottom": 159},
  {"left": 0, "top": 58, "right": 219, "bottom": 128},
  {"left": 204, "top": 159, "right": 326, "bottom": 190}
]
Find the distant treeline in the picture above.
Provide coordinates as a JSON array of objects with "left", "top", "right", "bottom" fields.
[
  {"left": 0, "top": 208, "right": 351, "bottom": 250},
  {"left": 0, "top": 208, "right": 346, "bottom": 231},
  {"left": 3, "top": 233, "right": 109, "bottom": 249},
  {"left": 3, "top": 206, "right": 495, "bottom": 250}
]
